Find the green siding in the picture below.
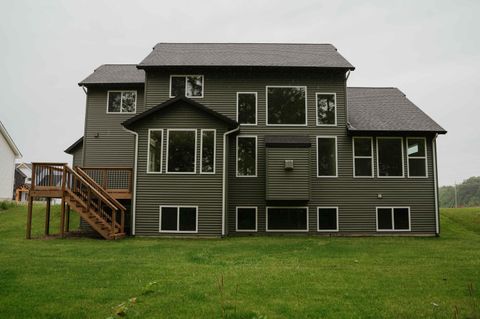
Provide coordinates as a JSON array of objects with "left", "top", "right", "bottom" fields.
[{"left": 71, "top": 144, "right": 83, "bottom": 167}]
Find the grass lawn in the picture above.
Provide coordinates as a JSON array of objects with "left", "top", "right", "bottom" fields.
[{"left": 0, "top": 205, "right": 479, "bottom": 319}]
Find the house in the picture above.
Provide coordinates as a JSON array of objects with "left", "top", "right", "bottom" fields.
[
  {"left": 0, "top": 121, "right": 22, "bottom": 200},
  {"left": 43, "top": 42, "right": 446, "bottom": 239},
  {"left": 13, "top": 166, "right": 28, "bottom": 202},
  {"left": 16, "top": 163, "right": 32, "bottom": 185}
]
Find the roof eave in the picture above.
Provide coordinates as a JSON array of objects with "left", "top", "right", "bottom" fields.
[
  {"left": 347, "top": 129, "right": 447, "bottom": 135},
  {"left": 64, "top": 137, "right": 84, "bottom": 154},
  {"left": 136, "top": 64, "right": 355, "bottom": 71}
]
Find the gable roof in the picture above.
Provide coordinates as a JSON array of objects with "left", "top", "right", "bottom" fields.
[
  {"left": 0, "top": 121, "right": 22, "bottom": 157},
  {"left": 122, "top": 96, "right": 239, "bottom": 130},
  {"left": 138, "top": 43, "right": 355, "bottom": 70},
  {"left": 347, "top": 87, "right": 446, "bottom": 134},
  {"left": 16, "top": 162, "right": 32, "bottom": 171},
  {"left": 79, "top": 64, "right": 145, "bottom": 86},
  {"left": 65, "top": 137, "right": 84, "bottom": 154}
]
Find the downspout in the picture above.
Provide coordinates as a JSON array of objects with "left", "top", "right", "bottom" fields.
[
  {"left": 222, "top": 126, "right": 240, "bottom": 237},
  {"left": 122, "top": 127, "right": 139, "bottom": 236},
  {"left": 80, "top": 86, "right": 88, "bottom": 166},
  {"left": 432, "top": 133, "right": 440, "bottom": 236}
]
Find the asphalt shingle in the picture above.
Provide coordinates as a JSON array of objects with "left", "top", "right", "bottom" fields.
[{"left": 79, "top": 64, "right": 144, "bottom": 86}]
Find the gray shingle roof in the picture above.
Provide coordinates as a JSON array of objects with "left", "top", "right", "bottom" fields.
[
  {"left": 65, "top": 137, "right": 83, "bottom": 154},
  {"left": 138, "top": 43, "right": 355, "bottom": 69},
  {"left": 347, "top": 87, "right": 446, "bottom": 134},
  {"left": 79, "top": 64, "right": 145, "bottom": 86}
]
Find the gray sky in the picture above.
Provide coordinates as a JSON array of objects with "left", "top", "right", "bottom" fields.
[{"left": 0, "top": 0, "right": 478, "bottom": 186}]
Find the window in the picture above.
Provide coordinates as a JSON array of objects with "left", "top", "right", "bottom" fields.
[
  {"left": 200, "top": 129, "right": 216, "bottom": 174},
  {"left": 159, "top": 206, "right": 198, "bottom": 232},
  {"left": 316, "top": 93, "right": 336, "bottom": 126},
  {"left": 236, "top": 136, "right": 257, "bottom": 177},
  {"left": 167, "top": 129, "right": 197, "bottom": 173},
  {"left": 377, "top": 138, "right": 404, "bottom": 177},
  {"left": 236, "top": 207, "right": 257, "bottom": 232},
  {"left": 317, "top": 207, "right": 338, "bottom": 231},
  {"left": 237, "top": 92, "right": 257, "bottom": 125},
  {"left": 170, "top": 75, "right": 204, "bottom": 98},
  {"left": 317, "top": 136, "right": 337, "bottom": 177},
  {"left": 407, "top": 138, "right": 428, "bottom": 177},
  {"left": 266, "top": 207, "right": 308, "bottom": 232},
  {"left": 107, "top": 91, "right": 137, "bottom": 113},
  {"left": 266, "top": 86, "right": 307, "bottom": 125},
  {"left": 376, "top": 207, "right": 410, "bottom": 231},
  {"left": 147, "top": 129, "right": 163, "bottom": 173},
  {"left": 353, "top": 137, "right": 373, "bottom": 177}
]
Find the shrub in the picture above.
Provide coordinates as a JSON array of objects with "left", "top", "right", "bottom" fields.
[{"left": 0, "top": 201, "right": 15, "bottom": 211}]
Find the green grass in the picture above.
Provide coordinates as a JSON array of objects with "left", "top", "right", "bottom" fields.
[{"left": 0, "top": 205, "right": 480, "bottom": 318}]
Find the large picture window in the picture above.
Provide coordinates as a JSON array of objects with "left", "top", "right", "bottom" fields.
[
  {"left": 236, "top": 207, "right": 257, "bottom": 232},
  {"left": 407, "top": 138, "right": 427, "bottom": 177},
  {"left": 167, "top": 129, "right": 197, "bottom": 173},
  {"left": 170, "top": 75, "right": 204, "bottom": 98},
  {"left": 377, "top": 138, "right": 404, "bottom": 177},
  {"left": 107, "top": 91, "right": 137, "bottom": 113},
  {"left": 236, "top": 136, "right": 257, "bottom": 177},
  {"left": 317, "top": 136, "right": 337, "bottom": 177},
  {"left": 159, "top": 206, "right": 197, "bottom": 232},
  {"left": 237, "top": 92, "right": 257, "bottom": 125},
  {"left": 316, "top": 93, "right": 336, "bottom": 126},
  {"left": 317, "top": 207, "right": 338, "bottom": 231},
  {"left": 377, "top": 207, "right": 410, "bottom": 231},
  {"left": 266, "top": 207, "right": 308, "bottom": 232},
  {"left": 200, "top": 129, "right": 216, "bottom": 174},
  {"left": 147, "top": 129, "right": 163, "bottom": 173},
  {"left": 266, "top": 86, "right": 307, "bottom": 125},
  {"left": 353, "top": 137, "right": 373, "bottom": 177}
]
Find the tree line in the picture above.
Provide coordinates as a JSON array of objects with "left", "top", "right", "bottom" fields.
[{"left": 440, "top": 176, "right": 480, "bottom": 208}]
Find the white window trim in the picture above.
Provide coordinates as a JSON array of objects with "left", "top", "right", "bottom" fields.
[
  {"left": 376, "top": 137, "right": 405, "bottom": 178},
  {"left": 235, "top": 206, "right": 258, "bottom": 232},
  {"left": 376, "top": 207, "right": 411, "bottom": 232},
  {"left": 266, "top": 206, "right": 309, "bottom": 232},
  {"left": 106, "top": 90, "right": 137, "bottom": 114},
  {"left": 316, "top": 136, "right": 338, "bottom": 178},
  {"left": 317, "top": 207, "right": 339, "bottom": 232},
  {"left": 159, "top": 205, "right": 199, "bottom": 233},
  {"left": 200, "top": 129, "right": 216, "bottom": 174},
  {"left": 266, "top": 86, "right": 308, "bottom": 126},
  {"left": 166, "top": 129, "right": 197, "bottom": 174},
  {"left": 236, "top": 92, "right": 258, "bottom": 126},
  {"left": 352, "top": 137, "right": 374, "bottom": 178},
  {"left": 236, "top": 135, "right": 257, "bottom": 178},
  {"left": 146, "top": 129, "right": 163, "bottom": 174},
  {"left": 169, "top": 75, "right": 204, "bottom": 99},
  {"left": 315, "top": 92, "right": 337, "bottom": 127},
  {"left": 406, "top": 137, "right": 428, "bottom": 178}
]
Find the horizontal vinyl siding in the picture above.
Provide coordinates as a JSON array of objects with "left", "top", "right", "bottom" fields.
[{"left": 72, "top": 145, "right": 83, "bottom": 167}]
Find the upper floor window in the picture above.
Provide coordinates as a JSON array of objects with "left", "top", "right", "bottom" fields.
[
  {"left": 147, "top": 129, "right": 163, "bottom": 173},
  {"left": 170, "top": 75, "right": 204, "bottom": 98},
  {"left": 353, "top": 137, "right": 373, "bottom": 177},
  {"left": 166, "top": 129, "right": 197, "bottom": 174},
  {"left": 377, "top": 137, "right": 404, "bottom": 178},
  {"left": 200, "top": 129, "right": 216, "bottom": 174},
  {"left": 107, "top": 91, "right": 137, "bottom": 113},
  {"left": 407, "top": 138, "right": 428, "bottom": 178},
  {"left": 236, "top": 136, "right": 257, "bottom": 177},
  {"left": 317, "top": 136, "right": 338, "bottom": 177},
  {"left": 266, "top": 86, "right": 307, "bottom": 126},
  {"left": 237, "top": 92, "right": 257, "bottom": 125},
  {"left": 316, "top": 93, "right": 336, "bottom": 126}
]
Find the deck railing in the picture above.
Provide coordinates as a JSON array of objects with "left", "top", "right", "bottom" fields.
[
  {"left": 80, "top": 167, "right": 133, "bottom": 195},
  {"left": 31, "top": 162, "right": 66, "bottom": 192}
]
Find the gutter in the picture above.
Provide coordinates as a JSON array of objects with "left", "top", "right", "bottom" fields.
[
  {"left": 432, "top": 133, "right": 440, "bottom": 236},
  {"left": 222, "top": 126, "right": 240, "bottom": 237},
  {"left": 122, "top": 127, "right": 139, "bottom": 236}
]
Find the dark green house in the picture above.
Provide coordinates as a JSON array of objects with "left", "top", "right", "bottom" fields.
[{"left": 66, "top": 43, "right": 446, "bottom": 237}]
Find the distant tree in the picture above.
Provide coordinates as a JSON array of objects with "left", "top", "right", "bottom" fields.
[{"left": 439, "top": 177, "right": 480, "bottom": 208}]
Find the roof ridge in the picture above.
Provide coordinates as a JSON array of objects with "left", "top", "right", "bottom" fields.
[{"left": 154, "top": 42, "right": 334, "bottom": 46}]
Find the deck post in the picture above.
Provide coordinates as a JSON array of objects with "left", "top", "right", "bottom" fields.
[
  {"left": 66, "top": 205, "right": 70, "bottom": 232},
  {"left": 26, "top": 196, "right": 33, "bottom": 239},
  {"left": 45, "top": 198, "right": 51, "bottom": 236},
  {"left": 60, "top": 165, "right": 67, "bottom": 238}
]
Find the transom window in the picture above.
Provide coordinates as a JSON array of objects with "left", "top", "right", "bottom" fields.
[
  {"left": 317, "top": 207, "right": 339, "bottom": 231},
  {"left": 377, "top": 137, "right": 404, "bottom": 177},
  {"left": 316, "top": 93, "right": 336, "bottom": 126},
  {"left": 266, "top": 86, "right": 307, "bottom": 125},
  {"left": 170, "top": 75, "right": 204, "bottom": 98},
  {"left": 266, "top": 207, "right": 308, "bottom": 232},
  {"left": 377, "top": 207, "right": 410, "bottom": 231},
  {"left": 147, "top": 129, "right": 163, "bottom": 173},
  {"left": 107, "top": 91, "right": 137, "bottom": 113},
  {"left": 159, "top": 206, "right": 197, "bottom": 232},
  {"left": 167, "top": 129, "right": 197, "bottom": 173},
  {"left": 200, "top": 129, "right": 216, "bottom": 174},
  {"left": 317, "top": 136, "right": 338, "bottom": 177},
  {"left": 237, "top": 92, "right": 257, "bottom": 125},
  {"left": 236, "top": 136, "right": 257, "bottom": 177},
  {"left": 236, "top": 207, "right": 257, "bottom": 232},
  {"left": 353, "top": 137, "right": 373, "bottom": 177},
  {"left": 407, "top": 138, "right": 427, "bottom": 177}
]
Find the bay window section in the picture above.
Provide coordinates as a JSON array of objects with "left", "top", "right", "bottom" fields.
[
  {"left": 377, "top": 207, "right": 410, "bottom": 231},
  {"left": 407, "top": 138, "right": 427, "bottom": 177},
  {"left": 237, "top": 92, "right": 257, "bottom": 125},
  {"left": 107, "top": 91, "right": 137, "bottom": 113},
  {"left": 316, "top": 93, "right": 336, "bottom": 126},
  {"left": 160, "top": 206, "right": 197, "bottom": 232},
  {"left": 200, "top": 129, "right": 216, "bottom": 174},
  {"left": 317, "top": 136, "right": 337, "bottom": 177},
  {"left": 167, "top": 129, "right": 197, "bottom": 173},
  {"left": 236, "top": 136, "right": 257, "bottom": 177},
  {"left": 170, "top": 75, "right": 204, "bottom": 98},
  {"left": 353, "top": 137, "right": 373, "bottom": 177},
  {"left": 147, "top": 129, "right": 163, "bottom": 173},
  {"left": 377, "top": 138, "right": 404, "bottom": 177},
  {"left": 267, "top": 86, "right": 306, "bottom": 125}
]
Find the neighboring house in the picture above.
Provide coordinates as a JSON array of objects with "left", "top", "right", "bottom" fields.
[
  {"left": 13, "top": 166, "right": 27, "bottom": 201},
  {"left": 16, "top": 163, "right": 32, "bottom": 185},
  {"left": 64, "top": 43, "right": 446, "bottom": 238},
  {"left": 0, "top": 121, "right": 22, "bottom": 200}
]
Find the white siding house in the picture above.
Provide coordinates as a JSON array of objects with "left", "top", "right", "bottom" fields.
[{"left": 0, "top": 121, "right": 22, "bottom": 200}]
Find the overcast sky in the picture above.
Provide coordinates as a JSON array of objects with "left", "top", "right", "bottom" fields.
[{"left": 0, "top": 0, "right": 478, "bottom": 186}]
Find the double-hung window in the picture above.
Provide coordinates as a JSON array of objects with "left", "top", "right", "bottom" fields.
[
  {"left": 236, "top": 136, "right": 257, "bottom": 177},
  {"left": 170, "top": 75, "right": 204, "bottom": 98},
  {"left": 317, "top": 207, "right": 339, "bottom": 232},
  {"left": 166, "top": 129, "right": 197, "bottom": 173},
  {"left": 200, "top": 129, "right": 216, "bottom": 174},
  {"left": 377, "top": 137, "right": 404, "bottom": 177},
  {"left": 237, "top": 92, "right": 257, "bottom": 125},
  {"left": 147, "top": 129, "right": 163, "bottom": 173},
  {"left": 266, "top": 86, "right": 307, "bottom": 125},
  {"left": 317, "top": 136, "right": 338, "bottom": 177},
  {"left": 107, "top": 91, "right": 137, "bottom": 113},
  {"left": 377, "top": 207, "right": 410, "bottom": 231},
  {"left": 407, "top": 138, "right": 428, "bottom": 177},
  {"left": 353, "top": 137, "right": 374, "bottom": 177},
  {"left": 159, "top": 206, "right": 197, "bottom": 232},
  {"left": 236, "top": 207, "right": 257, "bottom": 232},
  {"left": 316, "top": 93, "right": 336, "bottom": 126}
]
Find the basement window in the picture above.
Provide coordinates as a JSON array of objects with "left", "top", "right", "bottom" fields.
[
  {"left": 317, "top": 207, "right": 338, "bottom": 231},
  {"left": 377, "top": 137, "right": 404, "bottom": 177},
  {"left": 200, "top": 129, "right": 216, "bottom": 174},
  {"left": 107, "top": 91, "right": 137, "bottom": 113},
  {"left": 160, "top": 206, "right": 197, "bottom": 232},
  {"left": 170, "top": 75, "right": 204, "bottom": 98},
  {"left": 317, "top": 136, "right": 337, "bottom": 177},
  {"left": 237, "top": 92, "right": 257, "bottom": 125},
  {"left": 266, "top": 207, "right": 308, "bottom": 232},
  {"left": 236, "top": 136, "right": 257, "bottom": 177},
  {"left": 266, "top": 86, "right": 307, "bottom": 125},
  {"left": 147, "top": 129, "right": 163, "bottom": 173},
  {"left": 407, "top": 138, "right": 427, "bottom": 177},
  {"left": 167, "top": 129, "right": 197, "bottom": 173},
  {"left": 353, "top": 137, "right": 373, "bottom": 177},
  {"left": 316, "top": 93, "right": 337, "bottom": 126},
  {"left": 377, "top": 207, "right": 410, "bottom": 231},
  {"left": 236, "top": 207, "right": 257, "bottom": 232}
]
